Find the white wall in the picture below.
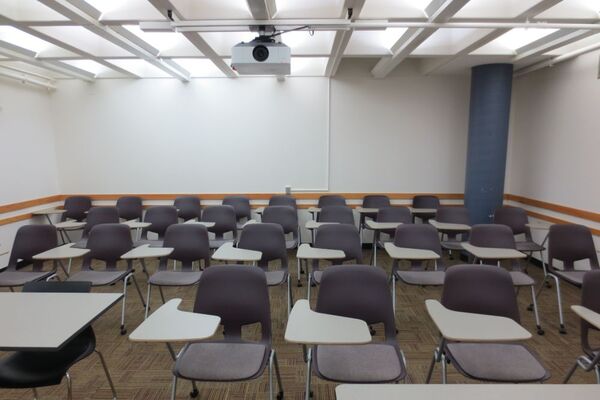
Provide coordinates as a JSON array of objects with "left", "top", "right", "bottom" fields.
[
  {"left": 330, "top": 59, "right": 470, "bottom": 193},
  {"left": 0, "top": 79, "right": 60, "bottom": 265},
  {"left": 50, "top": 78, "right": 330, "bottom": 193},
  {"left": 507, "top": 50, "right": 600, "bottom": 212},
  {"left": 507, "top": 50, "right": 600, "bottom": 255}
]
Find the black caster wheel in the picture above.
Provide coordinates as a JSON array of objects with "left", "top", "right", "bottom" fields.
[
  {"left": 369, "top": 328, "right": 376, "bottom": 336},
  {"left": 545, "top": 281, "right": 552, "bottom": 288},
  {"left": 190, "top": 388, "right": 199, "bottom": 398},
  {"left": 276, "top": 391, "right": 284, "bottom": 400},
  {"left": 309, "top": 391, "right": 314, "bottom": 398},
  {"left": 120, "top": 326, "right": 127, "bottom": 335},
  {"left": 537, "top": 327, "right": 545, "bottom": 335},
  {"left": 526, "top": 304, "right": 534, "bottom": 311},
  {"left": 297, "top": 282, "right": 303, "bottom": 287},
  {"left": 559, "top": 325, "right": 567, "bottom": 335}
]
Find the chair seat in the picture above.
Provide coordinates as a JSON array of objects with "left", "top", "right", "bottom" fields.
[
  {"left": 446, "top": 343, "right": 549, "bottom": 382},
  {"left": 0, "top": 271, "right": 54, "bottom": 287},
  {"left": 552, "top": 270, "right": 587, "bottom": 286},
  {"left": 515, "top": 241, "right": 544, "bottom": 252},
  {"left": 265, "top": 270, "right": 287, "bottom": 286},
  {"left": 0, "top": 330, "right": 94, "bottom": 389},
  {"left": 148, "top": 271, "right": 202, "bottom": 286},
  {"left": 441, "top": 241, "right": 464, "bottom": 251},
  {"left": 71, "top": 239, "right": 87, "bottom": 249},
  {"left": 314, "top": 344, "right": 405, "bottom": 383},
  {"left": 395, "top": 270, "right": 445, "bottom": 286},
  {"left": 285, "top": 239, "right": 298, "bottom": 250},
  {"left": 174, "top": 342, "right": 268, "bottom": 382},
  {"left": 68, "top": 270, "right": 129, "bottom": 286},
  {"left": 509, "top": 271, "right": 535, "bottom": 286},
  {"left": 134, "top": 239, "right": 163, "bottom": 247},
  {"left": 209, "top": 238, "right": 234, "bottom": 249}
]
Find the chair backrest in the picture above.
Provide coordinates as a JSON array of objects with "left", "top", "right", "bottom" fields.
[
  {"left": 318, "top": 205, "right": 355, "bottom": 225},
  {"left": 23, "top": 280, "right": 92, "bottom": 293},
  {"left": 174, "top": 196, "right": 202, "bottom": 221},
  {"left": 116, "top": 196, "right": 143, "bottom": 221},
  {"left": 160, "top": 224, "right": 210, "bottom": 270},
  {"left": 193, "top": 266, "right": 271, "bottom": 342},
  {"left": 376, "top": 206, "right": 412, "bottom": 224},
  {"left": 82, "top": 224, "right": 132, "bottom": 270},
  {"left": 268, "top": 195, "right": 297, "bottom": 209},
  {"left": 494, "top": 206, "right": 530, "bottom": 237},
  {"left": 318, "top": 195, "right": 346, "bottom": 208},
  {"left": 469, "top": 224, "right": 516, "bottom": 249},
  {"left": 63, "top": 196, "right": 92, "bottom": 221},
  {"left": 393, "top": 224, "right": 442, "bottom": 255},
  {"left": 7, "top": 224, "right": 58, "bottom": 271},
  {"left": 362, "top": 195, "right": 391, "bottom": 209},
  {"left": 238, "top": 223, "right": 288, "bottom": 268},
  {"left": 412, "top": 195, "right": 440, "bottom": 209},
  {"left": 436, "top": 206, "right": 470, "bottom": 225},
  {"left": 442, "top": 265, "right": 520, "bottom": 322},
  {"left": 261, "top": 206, "right": 298, "bottom": 234},
  {"left": 142, "top": 206, "right": 178, "bottom": 239},
  {"left": 201, "top": 205, "right": 237, "bottom": 238},
  {"left": 317, "top": 265, "right": 396, "bottom": 340},
  {"left": 548, "top": 224, "right": 599, "bottom": 271},
  {"left": 315, "top": 224, "right": 362, "bottom": 263},
  {"left": 581, "top": 271, "right": 600, "bottom": 349},
  {"left": 82, "top": 207, "right": 119, "bottom": 237},
  {"left": 222, "top": 196, "right": 251, "bottom": 222}
]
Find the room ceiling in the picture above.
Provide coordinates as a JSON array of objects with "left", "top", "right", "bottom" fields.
[{"left": 0, "top": 0, "right": 598, "bottom": 86}]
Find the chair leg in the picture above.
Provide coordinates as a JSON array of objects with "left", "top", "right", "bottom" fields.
[
  {"left": 440, "top": 353, "right": 447, "bottom": 384},
  {"left": 425, "top": 350, "right": 437, "bottom": 384},
  {"left": 297, "top": 258, "right": 303, "bottom": 287},
  {"left": 8, "top": 286, "right": 14, "bottom": 292},
  {"left": 549, "top": 274, "right": 567, "bottom": 333},
  {"left": 139, "top": 259, "right": 150, "bottom": 279},
  {"left": 304, "top": 347, "right": 313, "bottom": 400},
  {"left": 170, "top": 375, "right": 178, "bottom": 400},
  {"left": 65, "top": 372, "right": 73, "bottom": 400},
  {"left": 392, "top": 274, "right": 396, "bottom": 313},
  {"left": 145, "top": 284, "right": 152, "bottom": 319},
  {"left": 96, "top": 350, "right": 118, "bottom": 400},
  {"left": 130, "top": 275, "right": 146, "bottom": 307},
  {"left": 287, "top": 275, "right": 292, "bottom": 316},
  {"left": 530, "top": 285, "right": 544, "bottom": 335},
  {"left": 120, "top": 275, "right": 131, "bottom": 335},
  {"left": 307, "top": 272, "right": 312, "bottom": 302},
  {"left": 269, "top": 350, "right": 274, "bottom": 400},
  {"left": 158, "top": 286, "right": 166, "bottom": 304},
  {"left": 273, "top": 350, "right": 284, "bottom": 399},
  {"left": 32, "top": 388, "right": 39, "bottom": 399},
  {"left": 563, "top": 360, "right": 579, "bottom": 383},
  {"left": 595, "top": 365, "right": 600, "bottom": 384}
]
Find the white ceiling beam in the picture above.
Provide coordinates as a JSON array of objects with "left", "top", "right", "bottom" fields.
[
  {"left": 0, "top": 15, "right": 139, "bottom": 78},
  {"left": 0, "top": 40, "right": 95, "bottom": 81},
  {"left": 0, "top": 65, "right": 57, "bottom": 90},
  {"left": 514, "top": 27, "right": 599, "bottom": 65},
  {"left": 146, "top": 0, "right": 237, "bottom": 78},
  {"left": 371, "top": 0, "right": 470, "bottom": 78},
  {"left": 246, "top": 0, "right": 277, "bottom": 20},
  {"left": 515, "top": 39, "right": 600, "bottom": 77},
  {"left": 325, "top": 0, "right": 365, "bottom": 77},
  {"left": 37, "top": 0, "right": 190, "bottom": 81},
  {"left": 420, "top": 0, "right": 562, "bottom": 75}
]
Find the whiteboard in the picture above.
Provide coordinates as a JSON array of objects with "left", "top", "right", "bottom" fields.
[{"left": 50, "top": 78, "right": 329, "bottom": 193}]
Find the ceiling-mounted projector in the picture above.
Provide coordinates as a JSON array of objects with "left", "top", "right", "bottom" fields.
[{"left": 231, "top": 36, "right": 291, "bottom": 75}]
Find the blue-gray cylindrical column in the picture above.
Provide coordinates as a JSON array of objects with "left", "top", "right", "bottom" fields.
[{"left": 464, "top": 63, "right": 513, "bottom": 224}]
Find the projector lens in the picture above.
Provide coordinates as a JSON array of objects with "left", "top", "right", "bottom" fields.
[{"left": 252, "top": 45, "right": 269, "bottom": 62}]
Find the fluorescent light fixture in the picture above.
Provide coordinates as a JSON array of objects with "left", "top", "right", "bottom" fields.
[
  {"left": 290, "top": 57, "right": 327, "bottom": 76},
  {"left": 106, "top": 59, "right": 172, "bottom": 78},
  {"left": 61, "top": 59, "right": 109, "bottom": 76},
  {"left": 124, "top": 25, "right": 184, "bottom": 54},
  {"left": 0, "top": 26, "right": 52, "bottom": 54},
  {"left": 382, "top": 28, "right": 408, "bottom": 49},
  {"left": 495, "top": 28, "right": 558, "bottom": 50},
  {"left": 171, "top": 58, "right": 225, "bottom": 77}
]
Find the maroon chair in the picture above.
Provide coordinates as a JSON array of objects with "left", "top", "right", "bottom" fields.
[
  {"left": 426, "top": 265, "right": 549, "bottom": 384},
  {"left": 171, "top": 266, "right": 283, "bottom": 400}
]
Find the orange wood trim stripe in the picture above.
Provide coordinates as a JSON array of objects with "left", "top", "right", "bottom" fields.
[
  {"left": 0, "top": 213, "right": 33, "bottom": 227},
  {"left": 526, "top": 210, "right": 600, "bottom": 236},
  {"left": 505, "top": 194, "right": 600, "bottom": 224},
  {"left": 63, "top": 193, "right": 465, "bottom": 201},
  {"left": 0, "top": 195, "right": 62, "bottom": 214}
]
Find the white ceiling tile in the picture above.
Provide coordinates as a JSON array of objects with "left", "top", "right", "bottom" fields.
[
  {"left": 34, "top": 26, "right": 133, "bottom": 57},
  {"left": 275, "top": 0, "right": 345, "bottom": 18},
  {"left": 106, "top": 59, "right": 173, "bottom": 77},
  {"left": 123, "top": 25, "right": 203, "bottom": 57},
  {"left": 170, "top": 0, "right": 252, "bottom": 19}
]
